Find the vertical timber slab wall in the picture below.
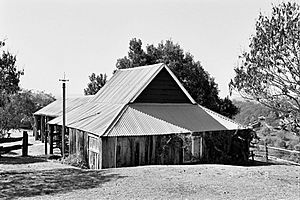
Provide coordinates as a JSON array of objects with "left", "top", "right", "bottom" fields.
[
  {"left": 102, "top": 137, "right": 116, "bottom": 168},
  {"left": 69, "top": 128, "right": 76, "bottom": 155},
  {"left": 101, "top": 135, "right": 184, "bottom": 169},
  {"left": 71, "top": 129, "right": 89, "bottom": 164},
  {"left": 99, "top": 137, "right": 102, "bottom": 169},
  {"left": 83, "top": 131, "right": 88, "bottom": 163},
  {"left": 69, "top": 128, "right": 99, "bottom": 169}
]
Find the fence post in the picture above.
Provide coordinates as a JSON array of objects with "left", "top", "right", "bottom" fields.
[
  {"left": 251, "top": 150, "right": 254, "bottom": 161},
  {"left": 265, "top": 142, "right": 268, "bottom": 163},
  {"left": 34, "top": 115, "right": 39, "bottom": 141},
  {"left": 22, "top": 131, "right": 28, "bottom": 157}
]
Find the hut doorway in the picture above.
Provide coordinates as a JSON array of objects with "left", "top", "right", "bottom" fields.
[
  {"left": 161, "top": 136, "right": 184, "bottom": 165},
  {"left": 88, "top": 136, "right": 100, "bottom": 169}
]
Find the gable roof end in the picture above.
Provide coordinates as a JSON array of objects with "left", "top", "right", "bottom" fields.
[
  {"left": 89, "top": 63, "right": 196, "bottom": 104},
  {"left": 129, "top": 64, "right": 196, "bottom": 104}
]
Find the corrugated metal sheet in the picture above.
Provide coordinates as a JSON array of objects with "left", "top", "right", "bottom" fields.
[
  {"left": 44, "top": 64, "right": 244, "bottom": 137},
  {"left": 48, "top": 103, "right": 125, "bottom": 136},
  {"left": 199, "top": 105, "right": 245, "bottom": 130},
  {"left": 105, "top": 105, "right": 190, "bottom": 137},
  {"left": 105, "top": 103, "right": 238, "bottom": 137},
  {"left": 34, "top": 96, "right": 93, "bottom": 117},
  {"left": 90, "top": 63, "right": 163, "bottom": 104},
  {"left": 90, "top": 63, "right": 195, "bottom": 104}
]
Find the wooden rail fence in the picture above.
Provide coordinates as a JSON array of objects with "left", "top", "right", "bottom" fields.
[
  {"left": 250, "top": 143, "right": 300, "bottom": 166},
  {"left": 0, "top": 131, "right": 30, "bottom": 156}
]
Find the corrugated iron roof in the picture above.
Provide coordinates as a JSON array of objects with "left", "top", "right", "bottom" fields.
[
  {"left": 199, "top": 105, "right": 245, "bottom": 130},
  {"left": 89, "top": 64, "right": 163, "bottom": 104},
  {"left": 34, "top": 96, "right": 92, "bottom": 117},
  {"left": 89, "top": 63, "right": 195, "bottom": 104},
  {"left": 48, "top": 103, "right": 125, "bottom": 136},
  {"left": 105, "top": 103, "right": 242, "bottom": 137},
  {"left": 45, "top": 64, "right": 245, "bottom": 137},
  {"left": 105, "top": 105, "right": 190, "bottom": 137}
]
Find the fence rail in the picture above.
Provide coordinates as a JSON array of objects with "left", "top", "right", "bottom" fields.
[
  {"left": 0, "top": 131, "right": 30, "bottom": 156},
  {"left": 250, "top": 143, "right": 300, "bottom": 166}
]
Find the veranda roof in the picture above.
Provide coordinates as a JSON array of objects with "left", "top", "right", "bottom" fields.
[{"left": 34, "top": 96, "right": 92, "bottom": 117}]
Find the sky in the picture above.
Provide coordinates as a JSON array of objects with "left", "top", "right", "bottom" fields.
[{"left": 1, "top": 0, "right": 281, "bottom": 98}]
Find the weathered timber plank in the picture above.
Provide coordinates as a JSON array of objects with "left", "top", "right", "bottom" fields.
[
  {"left": 0, "top": 137, "right": 23, "bottom": 144},
  {"left": 0, "top": 144, "right": 32, "bottom": 154}
]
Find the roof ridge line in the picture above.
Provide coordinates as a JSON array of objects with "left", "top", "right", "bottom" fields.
[
  {"left": 101, "top": 104, "right": 130, "bottom": 137},
  {"left": 118, "top": 63, "right": 164, "bottom": 71}
]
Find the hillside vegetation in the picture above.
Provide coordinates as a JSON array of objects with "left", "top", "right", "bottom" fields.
[{"left": 233, "top": 100, "right": 300, "bottom": 153}]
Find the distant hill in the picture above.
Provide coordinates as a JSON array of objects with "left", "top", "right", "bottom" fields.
[
  {"left": 233, "top": 100, "right": 279, "bottom": 127},
  {"left": 233, "top": 100, "right": 300, "bottom": 152}
]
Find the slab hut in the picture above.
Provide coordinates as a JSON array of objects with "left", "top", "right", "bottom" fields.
[{"left": 45, "top": 63, "right": 253, "bottom": 169}]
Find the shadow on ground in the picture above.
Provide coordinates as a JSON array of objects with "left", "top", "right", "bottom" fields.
[
  {"left": 182, "top": 159, "right": 281, "bottom": 168},
  {"left": 0, "top": 168, "right": 126, "bottom": 199},
  {"left": 0, "top": 156, "right": 47, "bottom": 164},
  {"left": 234, "top": 160, "right": 279, "bottom": 167}
]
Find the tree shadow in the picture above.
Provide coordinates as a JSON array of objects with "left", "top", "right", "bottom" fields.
[
  {"left": 0, "top": 156, "right": 47, "bottom": 164},
  {"left": 183, "top": 159, "right": 279, "bottom": 167},
  {"left": 233, "top": 160, "right": 280, "bottom": 167},
  {"left": 0, "top": 168, "right": 126, "bottom": 199}
]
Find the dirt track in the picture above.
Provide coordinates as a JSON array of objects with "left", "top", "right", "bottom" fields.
[
  {"left": 0, "top": 159, "right": 299, "bottom": 200},
  {"left": 1, "top": 130, "right": 299, "bottom": 200}
]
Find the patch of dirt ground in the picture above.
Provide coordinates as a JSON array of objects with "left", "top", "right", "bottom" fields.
[
  {"left": 1, "top": 130, "right": 300, "bottom": 200},
  {"left": 0, "top": 162, "right": 299, "bottom": 199}
]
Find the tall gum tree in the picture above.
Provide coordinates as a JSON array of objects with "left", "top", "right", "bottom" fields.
[
  {"left": 230, "top": 2, "right": 300, "bottom": 134},
  {"left": 117, "top": 38, "right": 239, "bottom": 118},
  {"left": 0, "top": 40, "right": 23, "bottom": 136}
]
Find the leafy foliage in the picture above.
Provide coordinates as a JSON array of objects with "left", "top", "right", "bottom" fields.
[
  {"left": 117, "top": 38, "right": 238, "bottom": 118},
  {"left": 0, "top": 40, "right": 55, "bottom": 137},
  {"left": 84, "top": 73, "right": 107, "bottom": 95},
  {"left": 0, "top": 41, "right": 23, "bottom": 96},
  {"left": 230, "top": 2, "right": 300, "bottom": 133},
  {"left": 0, "top": 90, "right": 55, "bottom": 136},
  {"left": 0, "top": 40, "right": 23, "bottom": 136}
]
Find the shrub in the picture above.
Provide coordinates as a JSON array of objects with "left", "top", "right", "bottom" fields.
[
  {"left": 259, "top": 127, "right": 271, "bottom": 137},
  {"left": 265, "top": 136, "right": 277, "bottom": 146},
  {"left": 61, "top": 154, "right": 89, "bottom": 169},
  {"left": 287, "top": 140, "right": 299, "bottom": 150},
  {"left": 294, "top": 144, "right": 300, "bottom": 151},
  {"left": 274, "top": 140, "right": 286, "bottom": 148}
]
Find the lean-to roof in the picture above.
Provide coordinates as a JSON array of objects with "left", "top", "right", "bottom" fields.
[
  {"left": 34, "top": 96, "right": 92, "bottom": 117},
  {"left": 48, "top": 102, "right": 125, "bottom": 135},
  {"left": 105, "top": 104, "right": 242, "bottom": 137}
]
